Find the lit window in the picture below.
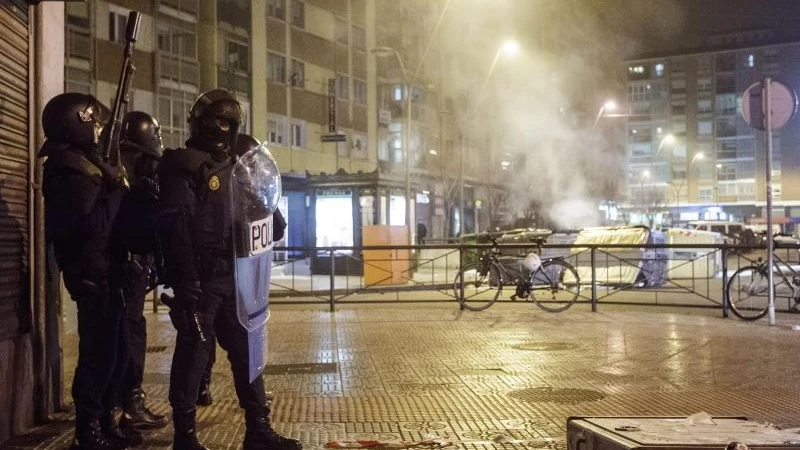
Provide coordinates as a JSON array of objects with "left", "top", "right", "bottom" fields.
[
  {"left": 393, "top": 85, "right": 403, "bottom": 101},
  {"left": 747, "top": 54, "right": 755, "bottom": 68},
  {"left": 654, "top": 63, "right": 664, "bottom": 76}
]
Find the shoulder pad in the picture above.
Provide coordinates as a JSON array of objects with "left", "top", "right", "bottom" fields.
[
  {"left": 159, "top": 147, "right": 211, "bottom": 177},
  {"left": 42, "top": 147, "right": 102, "bottom": 180}
]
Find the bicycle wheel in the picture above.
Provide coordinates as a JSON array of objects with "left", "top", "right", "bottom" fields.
[
  {"left": 453, "top": 261, "right": 503, "bottom": 311},
  {"left": 530, "top": 259, "right": 581, "bottom": 312},
  {"left": 727, "top": 265, "right": 770, "bottom": 321}
]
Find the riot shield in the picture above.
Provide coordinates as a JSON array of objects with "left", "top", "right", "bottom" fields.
[{"left": 230, "top": 142, "right": 282, "bottom": 383}]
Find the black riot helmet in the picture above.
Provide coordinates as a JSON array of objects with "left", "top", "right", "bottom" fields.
[
  {"left": 234, "top": 133, "right": 261, "bottom": 158},
  {"left": 187, "top": 89, "right": 243, "bottom": 157},
  {"left": 42, "top": 92, "right": 110, "bottom": 153},
  {"left": 121, "top": 111, "right": 163, "bottom": 159}
]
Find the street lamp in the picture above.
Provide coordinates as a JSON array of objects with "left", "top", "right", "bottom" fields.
[
  {"left": 592, "top": 100, "right": 617, "bottom": 131},
  {"left": 656, "top": 133, "right": 675, "bottom": 156},
  {"left": 371, "top": 46, "right": 413, "bottom": 243},
  {"left": 674, "top": 152, "right": 704, "bottom": 210},
  {"left": 461, "top": 39, "right": 520, "bottom": 238}
]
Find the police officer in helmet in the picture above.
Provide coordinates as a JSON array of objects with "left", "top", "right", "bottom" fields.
[
  {"left": 157, "top": 89, "right": 302, "bottom": 450},
  {"left": 194, "top": 132, "right": 288, "bottom": 409},
  {"left": 40, "top": 92, "right": 133, "bottom": 450},
  {"left": 110, "top": 111, "right": 169, "bottom": 431}
]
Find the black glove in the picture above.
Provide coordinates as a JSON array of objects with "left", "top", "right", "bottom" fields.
[
  {"left": 133, "top": 176, "right": 159, "bottom": 201},
  {"left": 273, "top": 208, "right": 286, "bottom": 242},
  {"left": 88, "top": 154, "right": 128, "bottom": 190}
]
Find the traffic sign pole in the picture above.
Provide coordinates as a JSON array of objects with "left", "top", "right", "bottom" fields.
[{"left": 764, "top": 78, "right": 775, "bottom": 325}]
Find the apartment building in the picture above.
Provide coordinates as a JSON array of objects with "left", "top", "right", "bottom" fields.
[
  {"left": 64, "top": 0, "right": 472, "bottom": 271},
  {"left": 623, "top": 31, "right": 800, "bottom": 229}
]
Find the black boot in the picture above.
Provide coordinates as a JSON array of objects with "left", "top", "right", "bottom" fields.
[
  {"left": 173, "top": 409, "right": 208, "bottom": 450},
  {"left": 70, "top": 419, "right": 117, "bottom": 450},
  {"left": 100, "top": 411, "right": 143, "bottom": 448},
  {"left": 243, "top": 406, "right": 303, "bottom": 450},
  {"left": 196, "top": 378, "right": 212, "bottom": 406},
  {"left": 122, "top": 388, "right": 169, "bottom": 430}
]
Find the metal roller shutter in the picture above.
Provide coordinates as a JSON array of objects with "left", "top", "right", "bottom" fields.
[{"left": 0, "top": 0, "right": 30, "bottom": 340}]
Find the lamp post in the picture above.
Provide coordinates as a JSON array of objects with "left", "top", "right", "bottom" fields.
[
  {"left": 371, "top": 46, "right": 412, "bottom": 241},
  {"left": 674, "top": 152, "right": 704, "bottom": 211},
  {"left": 592, "top": 100, "right": 617, "bottom": 131},
  {"left": 460, "top": 39, "right": 519, "bottom": 238},
  {"left": 640, "top": 169, "right": 650, "bottom": 224}
]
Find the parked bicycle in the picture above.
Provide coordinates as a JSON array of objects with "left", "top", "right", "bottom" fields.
[
  {"left": 726, "top": 251, "right": 800, "bottom": 320},
  {"left": 453, "top": 232, "right": 582, "bottom": 312}
]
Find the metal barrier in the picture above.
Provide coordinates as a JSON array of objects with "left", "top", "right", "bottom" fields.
[{"left": 150, "top": 242, "right": 800, "bottom": 315}]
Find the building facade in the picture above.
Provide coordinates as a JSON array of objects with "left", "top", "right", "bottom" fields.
[
  {"left": 622, "top": 32, "right": 800, "bottom": 230},
  {"left": 64, "top": 0, "right": 481, "bottom": 267}
]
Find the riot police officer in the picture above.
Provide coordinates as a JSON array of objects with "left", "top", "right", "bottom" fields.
[
  {"left": 39, "top": 93, "right": 132, "bottom": 450},
  {"left": 157, "top": 89, "right": 301, "bottom": 450},
  {"left": 194, "top": 132, "right": 287, "bottom": 409},
  {"left": 110, "top": 111, "right": 169, "bottom": 431}
]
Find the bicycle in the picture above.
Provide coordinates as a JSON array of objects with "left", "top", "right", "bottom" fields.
[
  {"left": 726, "top": 250, "right": 800, "bottom": 320},
  {"left": 453, "top": 233, "right": 582, "bottom": 312}
]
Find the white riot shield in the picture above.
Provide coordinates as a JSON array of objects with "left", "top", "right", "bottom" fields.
[{"left": 230, "top": 143, "right": 282, "bottom": 383}]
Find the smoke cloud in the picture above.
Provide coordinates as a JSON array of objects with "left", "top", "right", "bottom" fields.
[{"left": 429, "top": 0, "right": 687, "bottom": 230}]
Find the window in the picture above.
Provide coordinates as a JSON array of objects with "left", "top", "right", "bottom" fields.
[
  {"left": 352, "top": 25, "right": 365, "bottom": 51},
  {"left": 224, "top": 39, "right": 248, "bottom": 72},
  {"left": 336, "top": 19, "right": 349, "bottom": 45},
  {"left": 697, "top": 77, "right": 711, "bottom": 92},
  {"left": 336, "top": 73, "right": 349, "bottom": 100},
  {"left": 697, "top": 99, "right": 712, "bottom": 113},
  {"left": 157, "top": 18, "right": 197, "bottom": 58},
  {"left": 268, "top": 0, "right": 285, "bottom": 20},
  {"left": 267, "top": 115, "right": 288, "bottom": 145},
  {"left": 66, "top": 1, "right": 89, "bottom": 28},
  {"left": 698, "top": 121, "right": 712, "bottom": 136},
  {"left": 670, "top": 78, "right": 686, "bottom": 91},
  {"left": 158, "top": 88, "right": 195, "bottom": 149},
  {"left": 654, "top": 62, "right": 664, "bottom": 77},
  {"left": 268, "top": 52, "right": 286, "bottom": 83},
  {"left": 291, "top": 0, "right": 304, "bottom": 27},
  {"left": 290, "top": 120, "right": 306, "bottom": 148},
  {"left": 353, "top": 79, "right": 366, "bottom": 105},
  {"left": 108, "top": 11, "right": 128, "bottom": 44},
  {"left": 393, "top": 85, "right": 404, "bottom": 101},
  {"left": 65, "top": 67, "right": 91, "bottom": 94},
  {"left": 746, "top": 53, "right": 755, "bottom": 68},
  {"left": 290, "top": 59, "right": 304, "bottom": 87}
]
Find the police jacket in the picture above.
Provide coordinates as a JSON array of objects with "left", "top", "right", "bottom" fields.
[
  {"left": 156, "top": 144, "right": 234, "bottom": 290},
  {"left": 108, "top": 140, "right": 162, "bottom": 282},
  {"left": 41, "top": 141, "right": 123, "bottom": 289}
]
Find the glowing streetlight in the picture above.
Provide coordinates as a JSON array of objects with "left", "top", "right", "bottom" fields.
[
  {"left": 461, "top": 39, "right": 520, "bottom": 238},
  {"left": 656, "top": 133, "right": 675, "bottom": 155},
  {"left": 674, "top": 152, "right": 705, "bottom": 209},
  {"left": 592, "top": 100, "right": 617, "bottom": 130}
]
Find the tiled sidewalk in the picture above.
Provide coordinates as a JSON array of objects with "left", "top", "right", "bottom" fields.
[{"left": 5, "top": 302, "right": 800, "bottom": 450}]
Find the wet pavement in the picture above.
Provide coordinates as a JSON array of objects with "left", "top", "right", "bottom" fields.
[{"left": 5, "top": 302, "right": 800, "bottom": 450}]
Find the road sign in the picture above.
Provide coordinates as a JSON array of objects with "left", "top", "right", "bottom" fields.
[
  {"left": 321, "top": 134, "right": 346, "bottom": 143},
  {"left": 741, "top": 80, "right": 797, "bottom": 130}
]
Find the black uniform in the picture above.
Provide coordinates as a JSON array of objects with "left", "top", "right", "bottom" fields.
[
  {"left": 157, "top": 89, "right": 301, "bottom": 450},
  {"left": 40, "top": 93, "right": 135, "bottom": 450},
  {"left": 196, "top": 133, "right": 287, "bottom": 408},
  {"left": 110, "top": 111, "right": 169, "bottom": 431}
]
